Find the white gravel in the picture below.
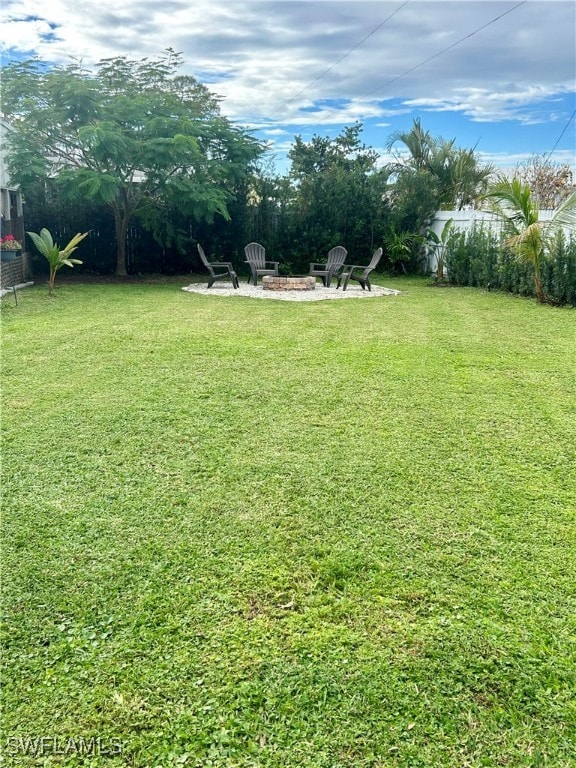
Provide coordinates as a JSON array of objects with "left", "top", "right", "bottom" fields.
[{"left": 182, "top": 281, "right": 401, "bottom": 301}]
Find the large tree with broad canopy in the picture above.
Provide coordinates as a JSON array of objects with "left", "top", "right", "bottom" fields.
[{"left": 1, "top": 49, "right": 263, "bottom": 275}]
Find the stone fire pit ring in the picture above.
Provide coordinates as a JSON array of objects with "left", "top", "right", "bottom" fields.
[{"left": 262, "top": 275, "right": 316, "bottom": 291}]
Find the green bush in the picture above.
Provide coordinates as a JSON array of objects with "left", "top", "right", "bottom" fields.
[
  {"left": 442, "top": 229, "right": 468, "bottom": 284},
  {"left": 443, "top": 224, "right": 576, "bottom": 305},
  {"left": 469, "top": 227, "right": 500, "bottom": 288},
  {"left": 542, "top": 231, "right": 576, "bottom": 305},
  {"left": 444, "top": 225, "right": 500, "bottom": 288}
]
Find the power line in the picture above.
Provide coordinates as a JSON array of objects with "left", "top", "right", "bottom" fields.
[
  {"left": 544, "top": 108, "right": 576, "bottom": 162},
  {"left": 268, "top": 1, "right": 410, "bottom": 118},
  {"left": 303, "top": 0, "right": 528, "bottom": 131}
]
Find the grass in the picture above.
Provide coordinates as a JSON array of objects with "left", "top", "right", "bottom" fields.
[{"left": 1, "top": 275, "right": 575, "bottom": 767}]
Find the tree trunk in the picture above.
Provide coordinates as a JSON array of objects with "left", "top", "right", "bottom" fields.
[
  {"left": 48, "top": 267, "right": 56, "bottom": 295},
  {"left": 113, "top": 209, "right": 128, "bottom": 277},
  {"left": 533, "top": 253, "right": 547, "bottom": 304},
  {"left": 112, "top": 192, "right": 132, "bottom": 277},
  {"left": 534, "top": 274, "right": 547, "bottom": 304}
]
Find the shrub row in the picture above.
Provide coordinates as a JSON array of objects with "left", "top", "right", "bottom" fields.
[{"left": 444, "top": 226, "right": 576, "bottom": 306}]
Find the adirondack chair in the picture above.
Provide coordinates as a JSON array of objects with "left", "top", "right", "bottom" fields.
[
  {"left": 197, "top": 244, "right": 239, "bottom": 288},
  {"left": 337, "top": 247, "right": 383, "bottom": 291},
  {"left": 244, "top": 242, "right": 279, "bottom": 285},
  {"left": 309, "top": 246, "right": 348, "bottom": 287}
]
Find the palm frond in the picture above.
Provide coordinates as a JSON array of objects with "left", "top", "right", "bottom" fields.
[
  {"left": 39, "top": 228, "right": 55, "bottom": 249},
  {"left": 506, "top": 222, "right": 543, "bottom": 264},
  {"left": 483, "top": 177, "right": 539, "bottom": 228},
  {"left": 550, "top": 190, "right": 576, "bottom": 232},
  {"left": 61, "top": 232, "right": 89, "bottom": 256}
]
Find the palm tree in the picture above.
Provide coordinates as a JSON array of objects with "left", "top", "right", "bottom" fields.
[
  {"left": 387, "top": 119, "right": 493, "bottom": 209},
  {"left": 386, "top": 117, "right": 434, "bottom": 172},
  {"left": 483, "top": 177, "right": 576, "bottom": 303},
  {"left": 447, "top": 149, "right": 494, "bottom": 210},
  {"left": 383, "top": 226, "right": 423, "bottom": 273}
]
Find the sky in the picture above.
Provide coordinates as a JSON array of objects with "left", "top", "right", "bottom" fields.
[{"left": 1, "top": 0, "right": 575, "bottom": 176}]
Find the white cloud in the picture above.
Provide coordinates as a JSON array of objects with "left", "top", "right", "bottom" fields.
[
  {"left": 403, "top": 85, "right": 574, "bottom": 123},
  {"left": 1, "top": 1, "right": 574, "bottom": 172}
]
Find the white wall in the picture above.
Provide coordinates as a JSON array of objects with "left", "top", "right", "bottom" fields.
[
  {"left": 0, "top": 119, "right": 24, "bottom": 228},
  {"left": 0, "top": 119, "right": 15, "bottom": 189}
]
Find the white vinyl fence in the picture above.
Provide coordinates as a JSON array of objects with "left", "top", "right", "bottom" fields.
[{"left": 426, "top": 209, "right": 572, "bottom": 274}]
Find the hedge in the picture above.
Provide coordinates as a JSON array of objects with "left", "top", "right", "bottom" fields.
[{"left": 444, "top": 226, "right": 576, "bottom": 305}]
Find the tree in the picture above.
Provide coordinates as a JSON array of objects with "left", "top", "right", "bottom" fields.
[
  {"left": 245, "top": 160, "right": 294, "bottom": 256},
  {"left": 431, "top": 146, "right": 494, "bottom": 210},
  {"left": 514, "top": 155, "right": 574, "bottom": 210},
  {"left": 386, "top": 117, "right": 434, "bottom": 172},
  {"left": 385, "top": 168, "right": 440, "bottom": 238},
  {"left": 287, "top": 124, "right": 390, "bottom": 265},
  {"left": 386, "top": 118, "right": 494, "bottom": 210},
  {"left": 483, "top": 176, "right": 576, "bottom": 303},
  {"left": 1, "top": 50, "right": 263, "bottom": 275}
]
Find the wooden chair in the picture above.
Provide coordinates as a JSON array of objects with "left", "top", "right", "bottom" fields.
[
  {"left": 197, "top": 244, "right": 239, "bottom": 288},
  {"left": 309, "top": 246, "right": 347, "bottom": 287},
  {"left": 244, "top": 242, "right": 279, "bottom": 285},
  {"left": 337, "top": 247, "right": 383, "bottom": 291}
]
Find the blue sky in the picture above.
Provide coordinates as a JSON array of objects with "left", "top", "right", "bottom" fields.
[{"left": 1, "top": 0, "right": 575, "bottom": 176}]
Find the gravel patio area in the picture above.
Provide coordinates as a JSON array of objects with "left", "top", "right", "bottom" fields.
[{"left": 182, "top": 281, "right": 401, "bottom": 301}]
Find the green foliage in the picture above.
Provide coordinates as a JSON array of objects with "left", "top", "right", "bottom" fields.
[
  {"left": 285, "top": 124, "right": 390, "bottom": 268},
  {"left": 442, "top": 224, "right": 576, "bottom": 304},
  {"left": 424, "top": 219, "right": 455, "bottom": 281},
  {"left": 443, "top": 225, "right": 500, "bottom": 288},
  {"left": 383, "top": 227, "right": 423, "bottom": 273},
  {"left": 3, "top": 86, "right": 505, "bottom": 280},
  {"left": 542, "top": 230, "right": 576, "bottom": 305},
  {"left": 386, "top": 168, "right": 440, "bottom": 237},
  {"left": 386, "top": 117, "right": 494, "bottom": 210},
  {"left": 1, "top": 50, "right": 263, "bottom": 276},
  {"left": 483, "top": 176, "right": 576, "bottom": 303},
  {"left": 27, "top": 227, "right": 88, "bottom": 294}
]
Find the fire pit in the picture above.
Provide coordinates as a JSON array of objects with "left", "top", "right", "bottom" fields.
[{"left": 262, "top": 275, "right": 316, "bottom": 291}]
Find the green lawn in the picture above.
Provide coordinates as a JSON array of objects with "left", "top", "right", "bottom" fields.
[{"left": 1, "top": 276, "right": 575, "bottom": 767}]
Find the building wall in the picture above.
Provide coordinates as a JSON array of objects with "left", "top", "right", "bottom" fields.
[
  {"left": 1, "top": 119, "right": 27, "bottom": 283},
  {"left": 0, "top": 253, "right": 26, "bottom": 289}
]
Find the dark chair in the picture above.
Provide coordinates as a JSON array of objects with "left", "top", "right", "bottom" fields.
[
  {"left": 197, "top": 244, "right": 239, "bottom": 289},
  {"left": 337, "top": 247, "right": 383, "bottom": 291},
  {"left": 244, "top": 242, "right": 279, "bottom": 285},
  {"left": 309, "top": 246, "right": 348, "bottom": 287}
]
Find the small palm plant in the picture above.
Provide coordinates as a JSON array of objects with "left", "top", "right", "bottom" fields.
[
  {"left": 27, "top": 228, "right": 89, "bottom": 295},
  {"left": 425, "top": 218, "right": 455, "bottom": 282},
  {"left": 384, "top": 227, "right": 423, "bottom": 274},
  {"left": 483, "top": 178, "right": 576, "bottom": 304}
]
